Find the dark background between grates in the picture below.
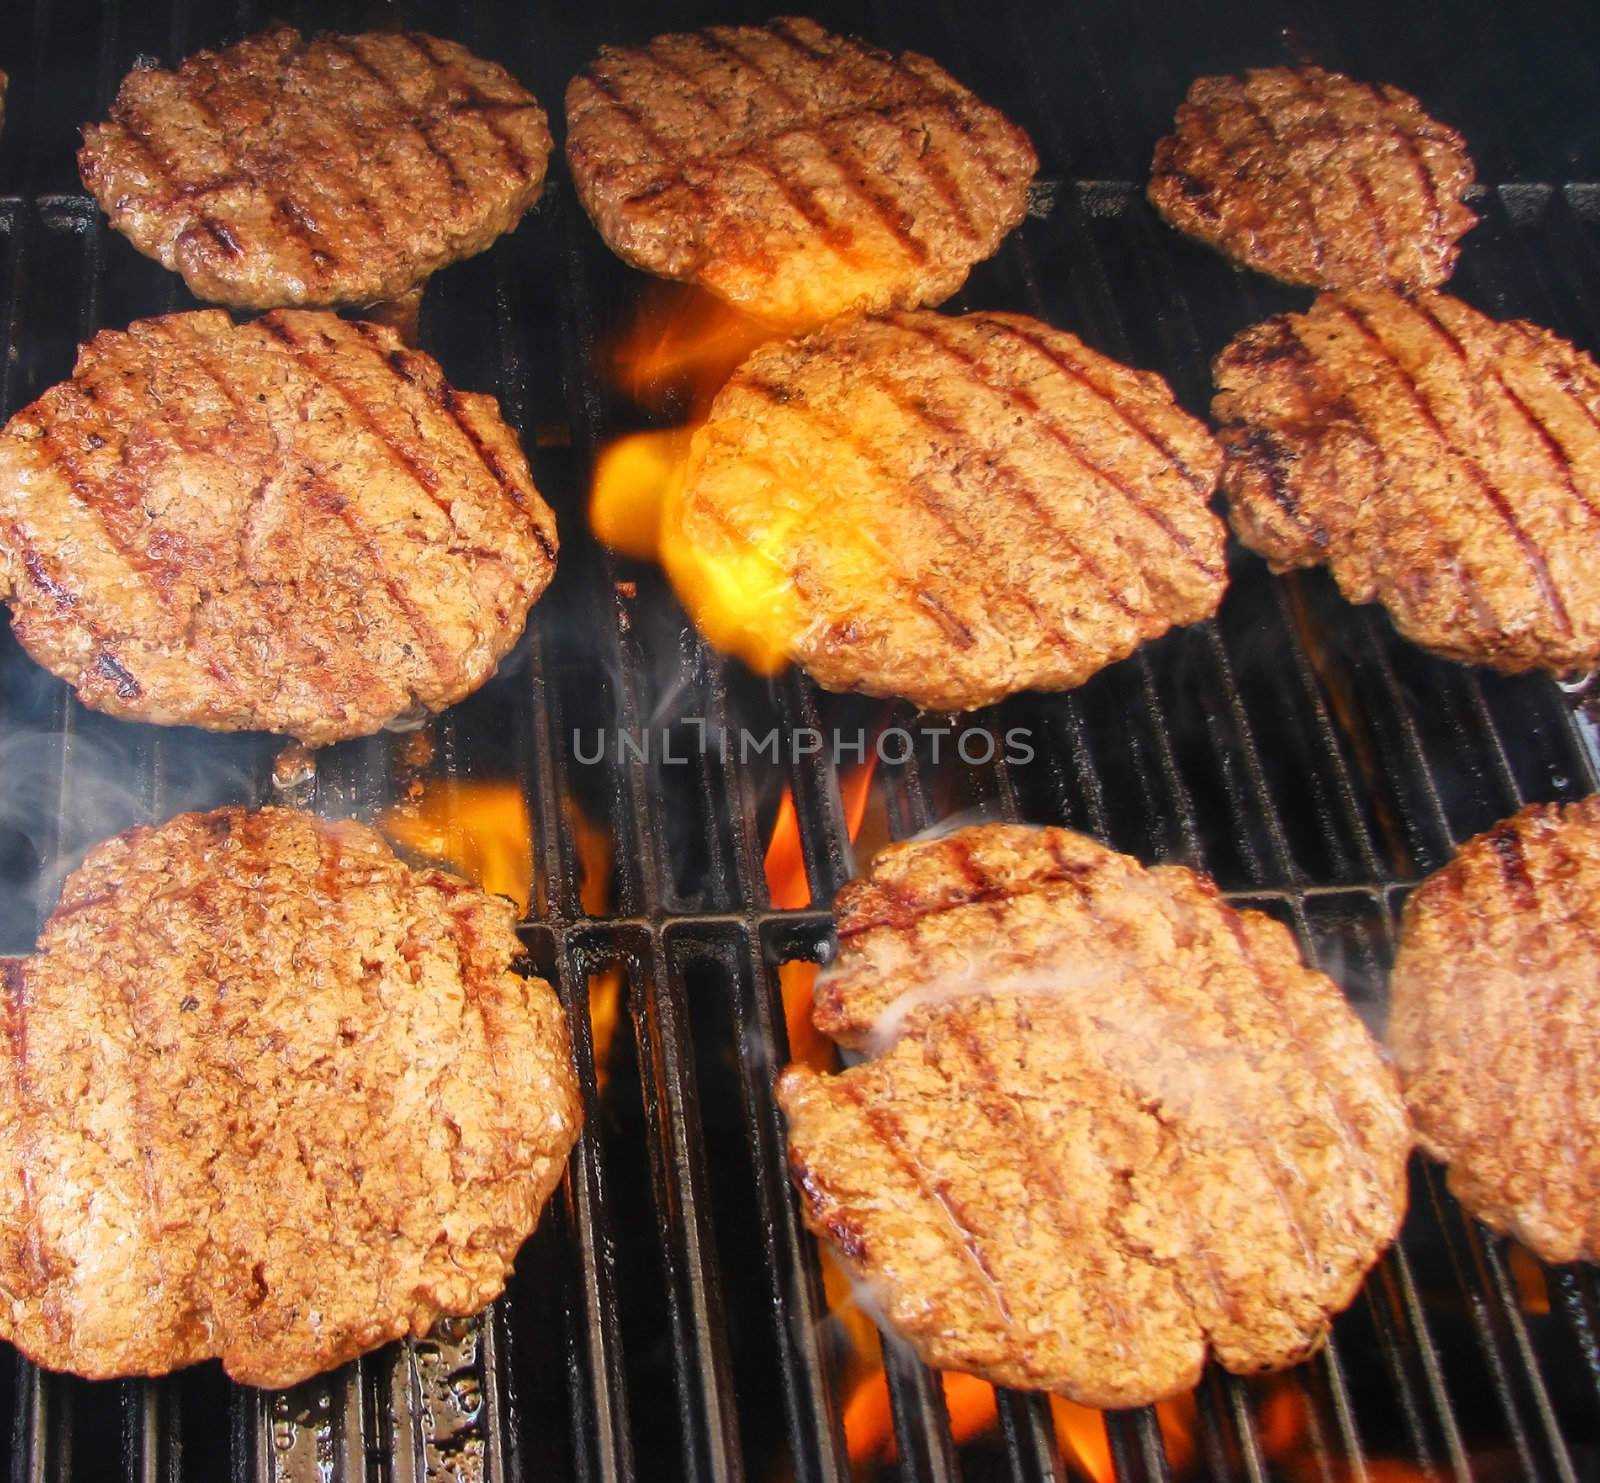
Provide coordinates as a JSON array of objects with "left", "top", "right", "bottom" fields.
[{"left": 1, "top": 0, "right": 1599, "bottom": 1479}]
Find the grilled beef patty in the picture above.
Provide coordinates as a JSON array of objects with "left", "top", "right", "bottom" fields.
[
  {"left": 0, "top": 807, "right": 581, "bottom": 1388},
  {"left": 1149, "top": 66, "right": 1476, "bottom": 291},
  {"left": 0, "top": 309, "right": 557, "bottom": 744},
  {"left": 779, "top": 824, "right": 1411, "bottom": 1409},
  {"left": 566, "top": 16, "right": 1037, "bottom": 328},
  {"left": 1213, "top": 290, "right": 1600, "bottom": 675},
  {"left": 1390, "top": 797, "right": 1600, "bottom": 1264},
  {"left": 671, "top": 309, "right": 1226, "bottom": 709},
  {"left": 80, "top": 28, "right": 552, "bottom": 309}
]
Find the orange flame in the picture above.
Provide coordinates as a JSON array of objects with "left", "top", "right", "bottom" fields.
[
  {"left": 1152, "top": 1396, "right": 1197, "bottom": 1476},
  {"left": 839, "top": 1374, "right": 1193, "bottom": 1480},
  {"left": 1255, "top": 1375, "right": 1432, "bottom": 1482},
  {"left": 604, "top": 283, "right": 773, "bottom": 417},
  {"left": 1049, "top": 1399, "right": 1113, "bottom": 1483},
  {"left": 565, "top": 799, "right": 623, "bottom": 1091},
  {"left": 590, "top": 424, "right": 802, "bottom": 676},
  {"left": 380, "top": 785, "right": 625, "bottom": 1086},
  {"left": 841, "top": 1371, "right": 999, "bottom": 1474},
  {"left": 767, "top": 761, "right": 878, "bottom": 1075},
  {"left": 380, "top": 779, "right": 533, "bottom": 913},
  {"left": 1508, "top": 1242, "right": 1550, "bottom": 1316},
  {"left": 842, "top": 1377, "right": 1200, "bottom": 1481},
  {"left": 763, "top": 789, "right": 811, "bottom": 912},
  {"left": 1256, "top": 1375, "right": 1304, "bottom": 1460},
  {"left": 590, "top": 287, "right": 811, "bottom": 677}
]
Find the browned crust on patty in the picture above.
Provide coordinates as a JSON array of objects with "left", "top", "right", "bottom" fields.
[
  {"left": 565, "top": 16, "right": 1037, "bottom": 328},
  {"left": 1149, "top": 66, "right": 1476, "bottom": 291},
  {"left": 1389, "top": 797, "right": 1600, "bottom": 1264},
  {"left": 79, "top": 28, "right": 552, "bottom": 309},
  {"left": 1213, "top": 290, "right": 1600, "bottom": 675},
  {"left": 0, "top": 309, "right": 558, "bottom": 745},
  {"left": 674, "top": 309, "right": 1226, "bottom": 709},
  {"left": 779, "top": 824, "right": 1411, "bottom": 1408},
  {"left": 0, "top": 806, "right": 581, "bottom": 1388}
]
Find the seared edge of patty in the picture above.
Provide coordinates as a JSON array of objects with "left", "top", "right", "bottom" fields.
[
  {"left": 1389, "top": 796, "right": 1600, "bottom": 1264},
  {"left": 565, "top": 16, "right": 1037, "bottom": 326},
  {"left": 1213, "top": 290, "right": 1600, "bottom": 675},
  {"left": 79, "top": 28, "right": 551, "bottom": 308},
  {"left": 0, "top": 806, "right": 582, "bottom": 1386},
  {"left": 1148, "top": 66, "right": 1476, "bottom": 291},
  {"left": 781, "top": 824, "right": 1411, "bottom": 1406}
]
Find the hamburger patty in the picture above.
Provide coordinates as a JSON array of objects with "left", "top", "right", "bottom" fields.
[
  {"left": 0, "top": 807, "right": 581, "bottom": 1387},
  {"left": 1149, "top": 67, "right": 1476, "bottom": 291},
  {"left": 565, "top": 16, "right": 1037, "bottom": 328},
  {"left": 0, "top": 309, "right": 557, "bottom": 745},
  {"left": 778, "top": 825, "right": 1411, "bottom": 1408},
  {"left": 1213, "top": 290, "right": 1600, "bottom": 675},
  {"left": 79, "top": 28, "right": 552, "bottom": 310},
  {"left": 1389, "top": 798, "right": 1600, "bottom": 1264},
  {"left": 671, "top": 310, "right": 1227, "bottom": 710}
]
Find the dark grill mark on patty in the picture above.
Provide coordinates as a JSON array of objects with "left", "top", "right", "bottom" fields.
[{"left": 96, "top": 652, "right": 142, "bottom": 698}]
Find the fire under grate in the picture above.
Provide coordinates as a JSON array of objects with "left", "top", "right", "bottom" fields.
[{"left": 1, "top": 0, "right": 1599, "bottom": 1480}]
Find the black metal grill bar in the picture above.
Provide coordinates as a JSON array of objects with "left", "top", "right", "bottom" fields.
[
  {"left": 884, "top": 1353, "right": 960, "bottom": 1483},
  {"left": 742, "top": 924, "right": 851, "bottom": 1483},
  {"left": 1319, "top": 1344, "right": 1371, "bottom": 1478},
  {"left": 1220, "top": 1374, "right": 1268, "bottom": 1483},
  {"left": 711, "top": 670, "right": 776, "bottom": 909},
  {"left": 554, "top": 941, "right": 635, "bottom": 1483},
  {"left": 1357, "top": 1262, "right": 1440, "bottom": 1478},
  {"left": 1553, "top": 1266, "right": 1600, "bottom": 1414},
  {"left": 1477, "top": 1239, "right": 1578, "bottom": 1483},
  {"left": 1420, "top": 1168, "right": 1561, "bottom": 1483},
  {"left": 996, "top": 1392, "right": 1059, "bottom": 1482},
  {"left": 1104, "top": 187, "right": 1397, "bottom": 887},
  {"left": 636, "top": 936, "right": 745, "bottom": 1483},
  {"left": 1396, "top": 1247, "right": 1476, "bottom": 1478}
]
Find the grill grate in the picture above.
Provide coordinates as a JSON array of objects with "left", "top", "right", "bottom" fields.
[{"left": 2, "top": 0, "right": 1599, "bottom": 1480}]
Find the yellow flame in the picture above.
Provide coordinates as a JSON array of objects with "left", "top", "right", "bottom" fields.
[
  {"left": 562, "top": 798, "right": 624, "bottom": 1092},
  {"left": 380, "top": 780, "right": 532, "bottom": 913},
  {"left": 660, "top": 499, "right": 800, "bottom": 677},
  {"left": 605, "top": 283, "right": 774, "bottom": 413},
  {"left": 591, "top": 283, "right": 814, "bottom": 677},
  {"left": 591, "top": 425, "right": 802, "bottom": 676},
  {"left": 590, "top": 427, "right": 694, "bottom": 561}
]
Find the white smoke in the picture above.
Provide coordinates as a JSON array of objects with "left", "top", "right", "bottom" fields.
[{"left": 0, "top": 722, "right": 266, "bottom": 951}]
